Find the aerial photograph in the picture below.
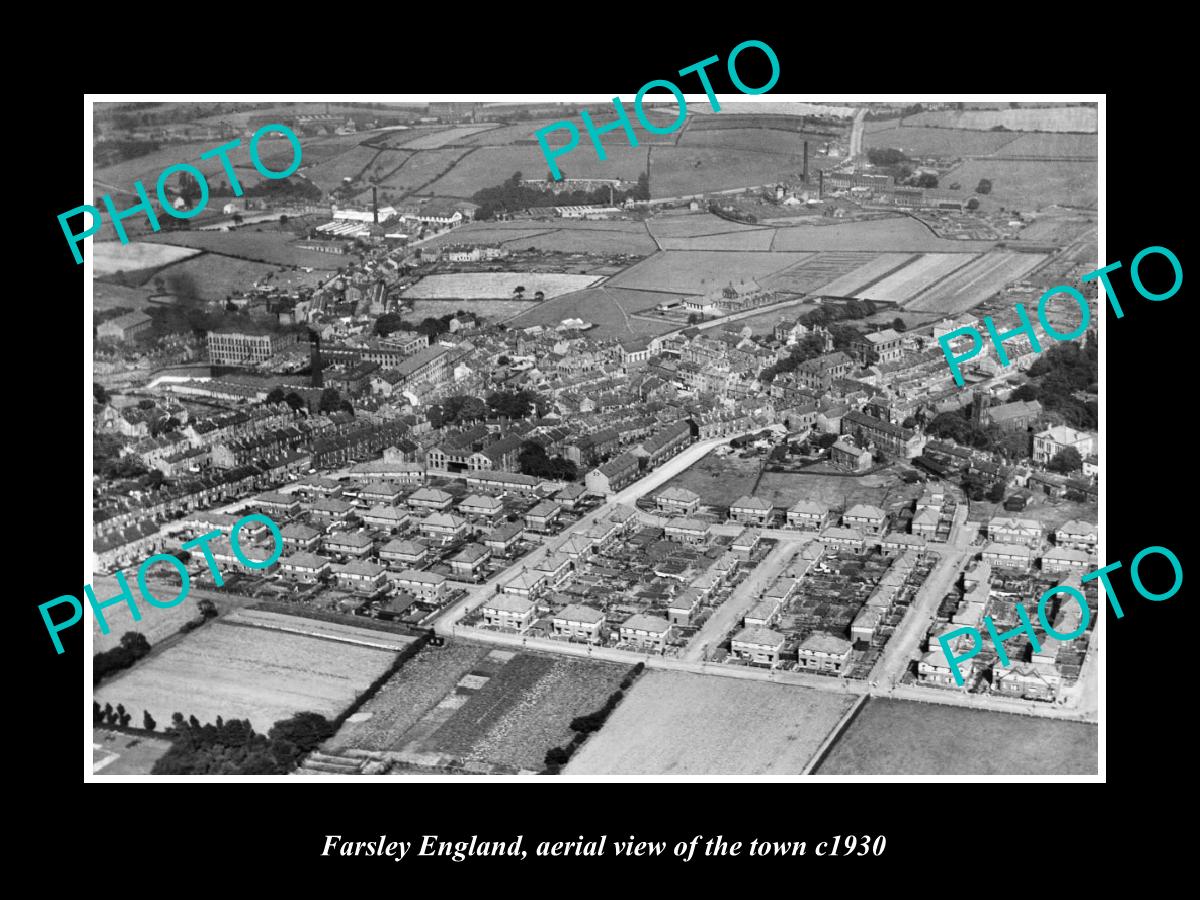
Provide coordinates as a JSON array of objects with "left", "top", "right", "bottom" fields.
[{"left": 87, "top": 98, "right": 1099, "bottom": 777}]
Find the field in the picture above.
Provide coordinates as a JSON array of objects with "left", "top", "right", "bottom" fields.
[
  {"left": 853, "top": 253, "right": 977, "bottom": 303},
  {"left": 754, "top": 469, "right": 921, "bottom": 514},
  {"left": 400, "top": 125, "right": 499, "bottom": 149},
  {"left": 92, "top": 241, "right": 201, "bottom": 276},
  {"left": 303, "top": 144, "right": 383, "bottom": 193},
  {"left": 864, "top": 126, "right": 1021, "bottom": 157},
  {"left": 223, "top": 608, "right": 416, "bottom": 651},
  {"left": 731, "top": 301, "right": 820, "bottom": 336},
  {"left": 91, "top": 580, "right": 256, "bottom": 655},
  {"left": 658, "top": 228, "right": 777, "bottom": 251},
  {"left": 402, "top": 272, "right": 601, "bottom": 299},
  {"left": 330, "top": 642, "right": 629, "bottom": 772},
  {"left": 497, "top": 226, "right": 658, "bottom": 256},
  {"left": 646, "top": 212, "right": 765, "bottom": 239},
  {"left": 136, "top": 254, "right": 292, "bottom": 301},
  {"left": 816, "top": 252, "right": 915, "bottom": 297},
  {"left": 814, "top": 698, "right": 1098, "bottom": 774},
  {"left": 93, "top": 729, "right": 174, "bottom": 776},
  {"left": 409, "top": 298, "right": 533, "bottom": 321},
  {"left": 608, "top": 250, "right": 811, "bottom": 295},
  {"left": 659, "top": 452, "right": 764, "bottom": 508},
  {"left": 423, "top": 144, "right": 648, "bottom": 196},
  {"left": 647, "top": 146, "right": 805, "bottom": 198},
  {"left": 504, "top": 286, "right": 679, "bottom": 337},
  {"left": 903, "top": 251, "right": 1047, "bottom": 314},
  {"left": 903, "top": 106, "right": 1097, "bottom": 133},
  {"left": 371, "top": 147, "right": 476, "bottom": 198},
  {"left": 761, "top": 251, "right": 872, "bottom": 293},
  {"left": 95, "top": 620, "right": 398, "bottom": 731},
  {"left": 420, "top": 224, "right": 558, "bottom": 248},
  {"left": 992, "top": 132, "right": 1098, "bottom": 158},
  {"left": 92, "top": 282, "right": 160, "bottom": 312},
  {"left": 678, "top": 127, "right": 832, "bottom": 155},
  {"left": 770, "top": 217, "right": 996, "bottom": 253},
  {"left": 565, "top": 670, "right": 856, "bottom": 775},
  {"left": 141, "top": 230, "right": 347, "bottom": 268},
  {"left": 941, "top": 160, "right": 1097, "bottom": 210}
]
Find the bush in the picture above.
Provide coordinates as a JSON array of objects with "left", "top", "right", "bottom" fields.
[{"left": 94, "top": 632, "right": 152, "bottom": 685}]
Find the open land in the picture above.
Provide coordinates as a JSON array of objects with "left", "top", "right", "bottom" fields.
[
  {"left": 941, "top": 160, "right": 1097, "bottom": 210},
  {"left": 402, "top": 272, "right": 601, "bottom": 299},
  {"left": 814, "top": 697, "right": 1098, "bottom": 774},
  {"left": 608, "top": 250, "right": 812, "bottom": 295},
  {"left": 854, "top": 253, "right": 977, "bottom": 303},
  {"left": 504, "top": 286, "right": 679, "bottom": 337},
  {"left": 94, "top": 620, "right": 397, "bottom": 731},
  {"left": 93, "top": 242, "right": 201, "bottom": 276},
  {"left": 141, "top": 230, "right": 348, "bottom": 268},
  {"left": 565, "top": 670, "right": 856, "bottom": 775},
  {"left": 903, "top": 106, "right": 1097, "bottom": 133},
  {"left": 93, "top": 729, "right": 174, "bottom": 775},
  {"left": 903, "top": 251, "right": 1047, "bottom": 313},
  {"left": 754, "top": 469, "right": 922, "bottom": 513}
]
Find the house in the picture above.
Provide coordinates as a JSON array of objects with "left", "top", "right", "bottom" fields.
[
  {"left": 744, "top": 598, "right": 782, "bottom": 629},
  {"left": 501, "top": 569, "right": 548, "bottom": 599},
  {"left": 483, "top": 521, "right": 525, "bottom": 557},
  {"left": 357, "top": 480, "right": 404, "bottom": 505},
  {"left": 458, "top": 493, "right": 505, "bottom": 520},
  {"left": 379, "top": 539, "right": 428, "bottom": 568},
  {"left": 310, "top": 497, "right": 354, "bottom": 522},
  {"left": 585, "top": 452, "right": 639, "bottom": 496},
  {"left": 786, "top": 500, "right": 828, "bottom": 531},
  {"left": 992, "top": 662, "right": 1060, "bottom": 701},
  {"left": 407, "top": 487, "right": 454, "bottom": 512},
  {"left": 851, "top": 605, "right": 883, "bottom": 644},
  {"left": 985, "top": 399, "right": 1042, "bottom": 430},
  {"left": 280, "top": 522, "right": 321, "bottom": 553},
  {"left": 1041, "top": 546, "right": 1094, "bottom": 575},
  {"left": 879, "top": 532, "right": 926, "bottom": 554},
  {"left": 830, "top": 438, "right": 873, "bottom": 472},
  {"left": 664, "top": 517, "right": 710, "bottom": 545},
  {"left": 763, "top": 577, "right": 798, "bottom": 606},
  {"left": 843, "top": 504, "right": 886, "bottom": 534},
  {"left": 667, "top": 589, "right": 701, "bottom": 626},
  {"left": 1033, "top": 425, "right": 1096, "bottom": 466},
  {"left": 852, "top": 328, "right": 903, "bottom": 364},
  {"left": 533, "top": 553, "right": 574, "bottom": 588},
  {"left": 982, "top": 542, "right": 1034, "bottom": 570},
  {"left": 97, "top": 310, "right": 153, "bottom": 342},
  {"left": 917, "top": 650, "right": 971, "bottom": 688},
  {"left": 524, "top": 500, "right": 562, "bottom": 533},
  {"left": 841, "top": 410, "right": 925, "bottom": 459},
  {"left": 910, "top": 507, "right": 941, "bottom": 537},
  {"left": 552, "top": 604, "right": 606, "bottom": 642},
  {"left": 322, "top": 530, "right": 375, "bottom": 558},
  {"left": 731, "top": 528, "right": 761, "bottom": 558},
  {"left": 821, "top": 527, "right": 865, "bottom": 552},
  {"left": 331, "top": 559, "right": 388, "bottom": 593},
  {"left": 361, "top": 504, "right": 411, "bottom": 531},
  {"left": 730, "top": 627, "right": 787, "bottom": 666},
  {"left": 987, "top": 515, "right": 1042, "bottom": 547},
  {"left": 1056, "top": 519, "right": 1097, "bottom": 552},
  {"left": 555, "top": 482, "right": 588, "bottom": 510},
  {"left": 449, "top": 543, "right": 492, "bottom": 580},
  {"left": 480, "top": 594, "right": 536, "bottom": 631},
  {"left": 279, "top": 552, "right": 331, "bottom": 583},
  {"left": 389, "top": 568, "right": 448, "bottom": 600},
  {"left": 619, "top": 614, "right": 672, "bottom": 651},
  {"left": 419, "top": 512, "right": 470, "bottom": 542},
  {"left": 729, "top": 495, "right": 772, "bottom": 525},
  {"left": 252, "top": 491, "right": 302, "bottom": 516},
  {"left": 795, "top": 633, "right": 853, "bottom": 674},
  {"left": 655, "top": 487, "right": 701, "bottom": 516}
]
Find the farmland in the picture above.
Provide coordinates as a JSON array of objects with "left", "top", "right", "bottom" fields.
[
  {"left": 93, "top": 729, "right": 174, "bottom": 776},
  {"left": 770, "top": 217, "right": 996, "bottom": 253},
  {"left": 92, "top": 580, "right": 257, "bottom": 655},
  {"left": 903, "top": 106, "right": 1097, "bottom": 133},
  {"left": 400, "top": 125, "right": 499, "bottom": 149},
  {"left": 814, "top": 698, "right": 1098, "bottom": 774},
  {"left": 423, "top": 144, "right": 648, "bottom": 197},
  {"left": 421, "top": 224, "right": 558, "bottom": 248},
  {"left": 817, "top": 252, "right": 915, "bottom": 297},
  {"left": 330, "top": 641, "right": 629, "bottom": 772},
  {"left": 371, "top": 147, "right": 476, "bottom": 199},
  {"left": 94, "top": 619, "right": 398, "bottom": 731},
  {"left": 658, "top": 227, "right": 777, "bottom": 252},
  {"left": 679, "top": 126, "right": 832, "bottom": 155},
  {"left": 647, "top": 146, "right": 806, "bottom": 198},
  {"left": 903, "top": 250, "right": 1047, "bottom": 314},
  {"left": 853, "top": 253, "right": 977, "bottom": 303},
  {"left": 761, "top": 251, "right": 872, "bottom": 293},
  {"left": 565, "top": 670, "right": 856, "bottom": 775},
  {"left": 409, "top": 299, "right": 533, "bottom": 321},
  {"left": 940, "top": 160, "right": 1097, "bottom": 210},
  {"left": 864, "top": 126, "right": 1022, "bottom": 157},
  {"left": 646, "top": 211, "right": 765, "bottom": 239},
  {"left": 992, "top": 132, "right": 1098, "bottom": 158},
  {"left": 401, "top": 272, "right": 601, "bottom": 299},
  {"left": 608, "top": 250, "right": 811, "bottom": 295},
  {"left": 141, "top": 230, "right": 348, "bottom": 269},
  {"left": 93, "top": 241, "right": 201, "bottom": 276},
  {"left": 497, "top": 226, "right": 658, "bottom": 256}
]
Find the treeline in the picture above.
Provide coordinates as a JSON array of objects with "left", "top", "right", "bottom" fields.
[
  {"left": 94, "top": 632, "right": 151, "bottom": 684},
  {"left": 519, "top": 440, "right": 576, "bottom": 481},
  {"left": 472, "top": 171, "right": 650, "bottom": 221},
  {"left": 375, "top": 311, "right": 472, "bottom": 341},
  {"left": 543, "top": 663, "right": 645, "bottom": 774},
  {"left": 1011, "top": 340, "right": 1097, "bottom": 430},
  {"left": 428, "top": 389, "right": 547, "bottom": 428},
  {"left": 150, "top": 711, "right": 335, "bottom": 775}
]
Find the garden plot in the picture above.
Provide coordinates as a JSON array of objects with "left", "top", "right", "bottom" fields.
[
  {"left": 904, "top": 251, "right": 1047, "bottom": 314},
  {"left": 853, "top": 253, "right": 978, "bottom": 303}
]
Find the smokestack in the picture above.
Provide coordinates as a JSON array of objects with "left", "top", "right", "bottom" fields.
[
  {"left": 818, "top": 170, "right": 824, "bottom": 199},
  {"left": 803, "top": 141, "right": 809, "bottom": 185},
  {"left": 310, "top": 333, "right": 323, "bottom": 388},
  {"left": 372, "top": 186, "right": 378, "bottom": 224}
]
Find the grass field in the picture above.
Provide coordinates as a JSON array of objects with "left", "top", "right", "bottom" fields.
[
  {"left": 903, "top": 106, "right": 1097, "bottom": 133},
  {"left": 903, "top": 251, "right": 1047, "bottom": 314},
  {"left": 817, "top": 252, "right": 915, "bottom": 296},
  {"left": 814, "top": 698, "right": 1098, "bottom": 774},
  {"left": 648, "top": 146, "right": 805, "bottom": 198},
  {"left": 499, "top": 227, "right": 658, "bottom": 256},
  {"left": 93, "top": 729, "right": 174, "bottom": 776},
  {"left": 423, "top": 144, "right": 648, "bottom": 197},
  {"left": 659, "top": 228, "right": 777, "bottom": 251},
  {"left": 565, "top": 670, "right": 856, "bottom": 775},
  {"left": 141, "top": 230, "right": 346, "bottom": 269},
  {"left": 92, "top": 282, "right": 160, "bottom": 312},
  {"left": 408, "top": 298, "right": 533, "bottom": 321},
  {"left": 761, "top": 251, "right": 872, "bottom": 293},
  {"left": 608, "top": 250, "right": 811, "bottom": 295},
  {"left": 373, "top": 147, "right": 476, "bottom": 198},
  {"left": 646, "top": 212, "right": 766, "bottom": 239},
  {"left": 770, "top": 217, "right": 996, "bottom": 253},
  {"left": 95, "top": 620, "right": 397, "bottom": 731},
  {"left": 400, "top": 125, "right": 499, "bottom": 149},
  {"left": 678, "top": 127, "right": 833, "bottom": 155},
  {"left": 853, "top": 253, "right": 977, "bottom": 303},
  {"left": 93, "top": 242, "right": 201, "bottom": 276},
  {"left": 992, "top": 132, "right": 1098, "bottom": 158},
  {"left": 659, "top": 453, "right": 764, "bottom": 507},
  {"left": 864, "top": 126, "right": 1021, "bottom": 157},
  {"left": 141, "top": 254, "right": 293, "bottom": 301},
  {"left": 91, "top": 580, "right": 252, "bottom": 655},
  {"left": 941, "top": 160, "right": 1097, "bottom": 210},
  {"left": 402, "top": 272, "right": 601, "bottom": 299},
  {"left": 754, "top": 469, "right": 920, "bottom": 515},
  {"left": 504, "top": 286, "right": 679, "bottom": 338}
]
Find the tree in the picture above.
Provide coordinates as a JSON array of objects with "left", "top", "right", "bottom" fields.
[
  {"left": 813, "top": 432, "right": 838, "bottom": 450},
  {"left": 374, "top": 312, "right": 407, "bottom": 336},
  {"left": 318, "top": 388, "right": 342, "bottom": 413},
  {"left": 686, "top": 313, "right": 699, "bottom": 325},
  {"left": 93, "top": 383, "right": 109, "bottom": 405},
  {"left": 143, "top": 710, "right": 157, "bottom": 732},
  {"left": 117, "top": 704, "right": 132, "bottom": 728},
  {"left": 635, "top": 171, "right": 651, "bottom": 200},
  {"left": 103, "top": 703, "right": 116, "bottom": 725},
  {"left": 891, "top": 317, "right": 907, "bottom": 333},
  {"left": 1048, "top": 447, "right": 1083, "bottom": 474},
  {"left": 975, "top": 178, "right": 993, "bottom": 195},
  {"left": 966, "top": 197, "right": 980, "bottom": 211},
  {"left": 284, "top": 391, "right": 306, "bottom": 411},
  {"left": 198, "top": 598, "right": 218, "bottom": 619},
  {"left": 915, "top": 172, "right": 939, "bottom": 189},
  {"left": 266, "top": 386, "right": 286, "bottom": 405},
  {"left": 177, "top": 170, "right": 202, "bottom": 207},
  {"left": 120, "top": 632, "right": 151, "bottom": 656},
  {"left": 231, "top": 213, "right": 243, "bottom": 225},
  {"left": 137, "top": 398, "right": 156, "bottom": 410},
  {"left": 93, "top": 701, "right": 102, "bottom": 724},
  {"left": 986, "top": 481, "right": 1006, "bottom": 503},
  {"left": 496, "top": 355, "right": 510, "bottom": 367}
]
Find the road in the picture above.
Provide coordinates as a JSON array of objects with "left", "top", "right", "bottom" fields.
[
  {"left": 849, "top": 108, "right": 867, "bottom": 161},
  {"left": 683, "top": 537, "right": 808, "bottom": 663}
]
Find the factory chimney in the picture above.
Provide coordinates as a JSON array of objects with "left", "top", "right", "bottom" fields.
[
  {"left": 803, "top": 141, "right": 809, "bottom": 185},
  {"left": 818, "top": 169, "right": 824, "bottom": 199},
  {"left": 310, "top": 332, "right": 323, "bottom": 388},
  {"left": 372, "top": 186, "right": 378, "bottom": 224}
]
